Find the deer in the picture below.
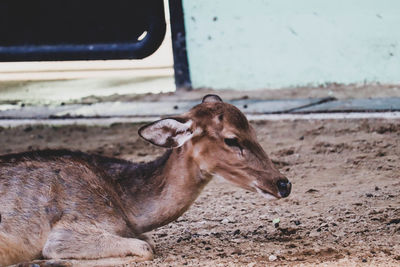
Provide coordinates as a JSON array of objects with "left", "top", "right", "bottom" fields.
[{"left": 0, "top": 95, "right": 291, "bottom": 267}]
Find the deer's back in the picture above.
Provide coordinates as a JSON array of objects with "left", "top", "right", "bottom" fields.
[{"left": 0, "top": 150, "right": 132, "bottom": 248}]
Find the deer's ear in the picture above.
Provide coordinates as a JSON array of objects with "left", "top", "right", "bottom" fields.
[
  {"left": 138, "top": 118, "right": 194, "bottom": 148},
  {"left": 202, "top": 94, "right": 223, "bottom": 103}
]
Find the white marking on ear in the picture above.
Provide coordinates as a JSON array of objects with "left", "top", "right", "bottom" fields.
[
  {"left": 173, "top": 120, "right": 193, "bottom": 147},
  {"left": 192, "top": 127, "right": 203, "bottom": 136},
  {"left": 139, "top": 119, "right": 194, "bottom": 148}
]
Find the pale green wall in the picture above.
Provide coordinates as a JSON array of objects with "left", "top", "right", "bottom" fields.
[{"left": 182, "top": 0, "right": 400, "bottom": 90}]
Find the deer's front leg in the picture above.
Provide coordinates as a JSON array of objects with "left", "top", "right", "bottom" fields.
[
  {"left": 137, "top": 233, "right": 155, "bottom": 251},
  {"left": 42, "top": 224, "right": 153, "bottom": 262}
]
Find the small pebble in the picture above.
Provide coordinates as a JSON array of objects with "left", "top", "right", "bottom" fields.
[
  {"left": 309, "top": 231, "right": 320, "bottom": 237},
  {"left": 269, "top": 255, "right": 277, "bottom": 261},
  {"left": 273, "top": 218, "right": 280, "bottom": 228},
  {"left": 232, "top": 248, "right": 242, "bottom": 255}
]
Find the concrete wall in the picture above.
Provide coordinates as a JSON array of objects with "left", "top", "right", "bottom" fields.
[{"left": 182, "top": 0, "right": 400, "bottom": 90}]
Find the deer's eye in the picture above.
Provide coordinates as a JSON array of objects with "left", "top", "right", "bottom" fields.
[{"left": 224, "top": 138, "right": 241, "bottom": 149}]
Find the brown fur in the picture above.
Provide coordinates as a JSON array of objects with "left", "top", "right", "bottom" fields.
[{"left": 0, "top": 95, "right": 290, "bottom": 266}]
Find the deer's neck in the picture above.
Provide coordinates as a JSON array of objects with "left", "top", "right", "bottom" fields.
[{"left": 117, "top": 146, "right": 211, "bottom": 233}]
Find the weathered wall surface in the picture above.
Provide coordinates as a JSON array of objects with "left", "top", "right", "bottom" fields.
[{"left": 182, "top": 0, "right": 400, "bottom": 90}]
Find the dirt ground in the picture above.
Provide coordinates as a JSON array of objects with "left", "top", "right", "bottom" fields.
[{"left": 0, "top": 117, "right": 399, "bottom": 266}]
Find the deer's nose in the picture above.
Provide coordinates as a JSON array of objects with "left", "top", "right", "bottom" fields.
[{"left": 277, "top": 179, "right": 292, "bottom": 198}]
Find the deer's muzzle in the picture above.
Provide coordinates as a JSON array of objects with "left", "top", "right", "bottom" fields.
[{"left": 277, "top": 179, "right": 292, "bottom": 198}]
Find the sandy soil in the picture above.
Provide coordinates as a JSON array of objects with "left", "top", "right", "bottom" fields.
[{"left": 0, "top": 118, "right": 399, "bottom": 266}]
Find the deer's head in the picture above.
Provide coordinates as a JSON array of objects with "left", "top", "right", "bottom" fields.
[{"left": 139, "top": 95, "right": 291, "bottom": 199}]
